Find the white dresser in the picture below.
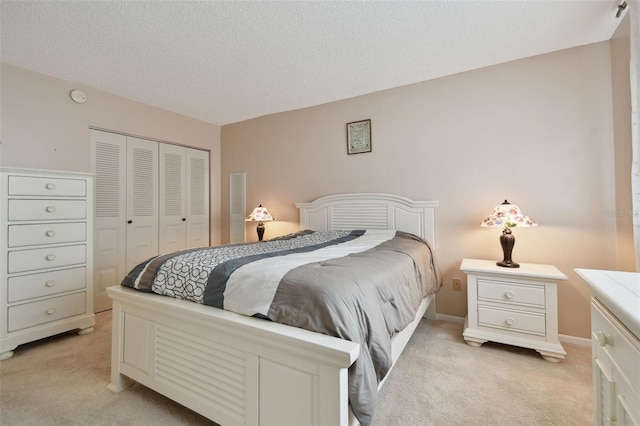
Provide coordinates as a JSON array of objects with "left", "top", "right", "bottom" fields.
[
  {"left": 1, "top": 167, "right": 95, "bottom": 360},
  {"left": 461, "top": 258, "right": 567, "bottom": 362},
  {"left": 575, "top": 269, "right": 640, "bottom": 426}
]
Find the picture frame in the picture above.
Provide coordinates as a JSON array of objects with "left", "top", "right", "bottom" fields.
[{"left": 346, "top": 119, "right": 372, "bottom": 155}]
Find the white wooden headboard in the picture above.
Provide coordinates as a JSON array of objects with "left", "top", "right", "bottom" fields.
[{"left": 295, "top": 193, "right": 438, "bottom": 247}]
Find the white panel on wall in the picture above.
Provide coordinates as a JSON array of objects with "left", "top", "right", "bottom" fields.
[{"left": 229, "top": 172, "right": 246, "bottom": 243}]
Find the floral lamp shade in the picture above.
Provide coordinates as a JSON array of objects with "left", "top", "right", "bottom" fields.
[
  {"left": 481, "top": 200, "right": 536, "bottom": 268},
  {"left": 246, "top": 204, "right": 275, "bottom": 241},
  {"left": 245, "top": 205, "right": 275, "bottom": 223},
  {"left": 480, "top": 201, "right": 537, "bottom": 229}
]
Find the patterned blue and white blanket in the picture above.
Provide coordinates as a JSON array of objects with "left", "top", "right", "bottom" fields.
[{"left": 122, "top": 229, "right": 441, "bottom": 426}]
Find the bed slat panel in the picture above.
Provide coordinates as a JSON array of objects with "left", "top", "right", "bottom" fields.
[{"left": 156, "top": 325, "right": 249, "bottom": 422}]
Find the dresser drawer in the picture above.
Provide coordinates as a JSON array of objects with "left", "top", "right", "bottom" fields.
[
  {"left": 7, "top": 292, "right": 86, "bottom": 332},
  {"left": 7, "top": 267, "right": 86, "bottom": 303},
  {"left": 8, "top": 244, "right": 86, "bottom": 273},
  {"left": 8, "top": 175, "right": 86, "bottom": 197},
  {"left": 8, "top": 222, "right": 86, "bottom": 247},
  {"left": 477, "top": 279, "right": 545, "bottom": 307},
  {"left": 478, "top": 306, "right": 546, "bottom": 335},
  {"left": 8, "top": 199, "right": 87, "bottom": 221},
  {"left": 592, "top": 300, "right": 640, "bottom": 396}
]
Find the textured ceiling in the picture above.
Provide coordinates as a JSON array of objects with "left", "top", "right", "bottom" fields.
[{"left": 0, "top": 1, "right": 628, "bottom": 126}]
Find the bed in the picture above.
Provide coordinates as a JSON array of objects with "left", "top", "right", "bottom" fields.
[{"left": 107, "top": 193, "right": 440, "bottom": 426}]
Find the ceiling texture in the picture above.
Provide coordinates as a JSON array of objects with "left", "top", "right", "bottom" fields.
[{"left": 0, "top": 1, "right": 628, "bottom": 126}]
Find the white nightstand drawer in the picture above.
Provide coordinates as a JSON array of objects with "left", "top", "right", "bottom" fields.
[
  {"left": 478, "top": 306, "right": 546, "bottom": 335},
  {"left": 8, "top": 222, "right": 87, "bottom": 247},
  {"left": 478, "top": 279, "right": 545, "bottom": 307},
  {"left": 592, "top": 300, "right": 640, "bottom": 396},
  {"left": 7, "top": 267, "right": 86, "bottom": 303},
  {"left": 8, "top": 175, "right": 86, "bottom": 197},
  {"left": 7, "top": 292, "right": 86, "bottom": 332},
  {"left": 8, "top": 244, "right": 86, "bottom": 273},
  {"left": 8, "top": 199, "right": 87, "bottom": 221}
]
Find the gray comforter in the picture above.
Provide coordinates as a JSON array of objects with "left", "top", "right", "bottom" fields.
[{"left": 122, "top": 229, "right": 441, "bottom": 425}]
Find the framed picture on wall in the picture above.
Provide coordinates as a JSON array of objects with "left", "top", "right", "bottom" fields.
[{"left": 346, "top": 119, "right": 372, "bottom": 155}]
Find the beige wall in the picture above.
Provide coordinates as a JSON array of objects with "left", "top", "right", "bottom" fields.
[
  {"left": 221, "top": 42, "right": 625, "bottom": 339},
  {"left": 610, "top": 17, "right": 635, "bottom": 271},
  {"left": 0, "top": 63, "right": 222, "bottom": 244}
]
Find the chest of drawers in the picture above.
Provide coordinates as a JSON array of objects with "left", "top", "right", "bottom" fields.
[
  {"left": 461, "top": 258, "right": 567, "bottom": 362},
  {"left": 575, "top": 269, "right": 640, "bottom": 426},
  {"left": 1, "top": 167, "right": 95, "bottom": 360}
]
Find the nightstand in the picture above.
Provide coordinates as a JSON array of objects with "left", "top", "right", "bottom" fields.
[{"left": 461, "top": 258, "right": 567, "bottom": 362}]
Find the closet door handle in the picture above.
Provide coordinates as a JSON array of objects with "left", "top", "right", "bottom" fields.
[
  {"left": 182, "top": 218, "right": 186, "bottom": 221},
  {"left": 127, "top": 220, "right": 133, "bottom": 224}
]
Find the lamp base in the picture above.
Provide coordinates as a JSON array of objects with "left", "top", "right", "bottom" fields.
[
  {"left": 256, "top": 222, "right": 265, "bottom": 241},
  {"left": 496, "top": 260, "right": 520, "bottom": 268},
  {"left": 497, "top": 227, "right": 519, "bottom": 268}
]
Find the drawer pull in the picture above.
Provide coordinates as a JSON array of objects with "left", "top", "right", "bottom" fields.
[
  {"left": 45, "top": 307, "right": 56, "bottom": 315},
  {"left": 596, "top": 331, "right": 614, "bottom": 347},
  {"left": 506, "top": 317, "right": 515, "bottom": 326},
  {"left": 45, "top": 183, "right": 56, "bottom": 190},
  {"left": 45, "top": 254, "right": 56, "bottom": 261},
  {"left": 505, "top": 291, "right": 514, "bottom": 299},
  {"left": 45, "top": 280, "right": 56, "bottom": 287},
  {"left": 45, "top": 206, "right": 56, "bottom": 213},
  {"left": 45, "top": 230, "right": 56, "bottom": 237}
]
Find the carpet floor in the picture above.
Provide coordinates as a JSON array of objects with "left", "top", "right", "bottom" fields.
[{"left": 0, "top": 310, "right": 593, "bottom": 425}]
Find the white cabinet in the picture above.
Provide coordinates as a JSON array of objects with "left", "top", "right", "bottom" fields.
[
  {"left": 1, "top": 167, "right": 95, "bottom": 360},
  {"left": 461, "top": 258, "right": 567, "bottom": 362},
  {"left": 90, "top": 129, "right": 209, "bottom": 312},
  {"left": 575, "top": 269, "right": 640, "bottom": 426}
]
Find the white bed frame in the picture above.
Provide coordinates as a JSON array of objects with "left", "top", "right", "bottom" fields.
[{"left": 107, "top": 193, "right": 438, "bottom": 426}]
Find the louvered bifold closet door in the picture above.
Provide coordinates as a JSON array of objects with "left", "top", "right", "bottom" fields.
[
  {"left": 186, "top": 148, "right": 210, "bottom": 248},
  {"left": 159, "top": 144, "right": 186, "bottom": 255},
  {"left": 90, "top": 130, "right": 127, "bottom": 312},
  {"left": 126, "top": 137, "right": 159, "bottom": 272}
]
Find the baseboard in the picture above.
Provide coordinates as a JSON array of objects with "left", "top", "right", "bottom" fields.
[
  {"left": 434, "top": 314, "right": 593, "bottom": 347},
  {"left": 435, "top": 313, "right": 465, "bottom": 324},
  {"left": 559, "top": 334, "right": 591, "bottom": 347}
]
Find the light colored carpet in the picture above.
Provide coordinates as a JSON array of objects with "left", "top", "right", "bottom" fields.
[{"left": 0, "top": 310, "right": 593, "bottom": 425}]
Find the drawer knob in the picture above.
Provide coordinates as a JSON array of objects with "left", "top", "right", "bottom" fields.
[
  {"left": 45, "top": 183, "right": 56, "bottom": 190},
  {"left": 45, "top": 206, "right": 56, "bottom": 213},
  {"left": 597, "top": 331, "right": 614, "bottom": 347},
  {"left": 45, "top": 280, "right": 56, "bottom": 287},
  {"left": 506, "top": 317, "right": 515, "bottom": 326},
  {"left": 45, "top": 307, "right": 56, "bottom": 315},
  {"left": 45, "top": 230, "right": 56, "bottom": 237},
  {"left": 505, "top": 291, "right": 514, "bottom": 299},
  {"left": 45, "top": 254, "right": 56, "bottom": 261}
]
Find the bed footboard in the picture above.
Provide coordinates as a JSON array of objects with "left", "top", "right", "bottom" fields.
[{"left": 107, "top": 286, "right": 359, "bottom": 426}]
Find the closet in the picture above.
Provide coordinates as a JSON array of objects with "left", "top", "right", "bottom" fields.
[{"left": 90, "top": 129, "right": 210, "bottom": 312}]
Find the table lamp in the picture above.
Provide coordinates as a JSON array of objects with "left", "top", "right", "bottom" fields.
[
  {"left": 480, "top": 200, "right": 537, "bottom": 268},
  {"left": 246, "top": 204, "right": 275, "bottom": 241}
]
